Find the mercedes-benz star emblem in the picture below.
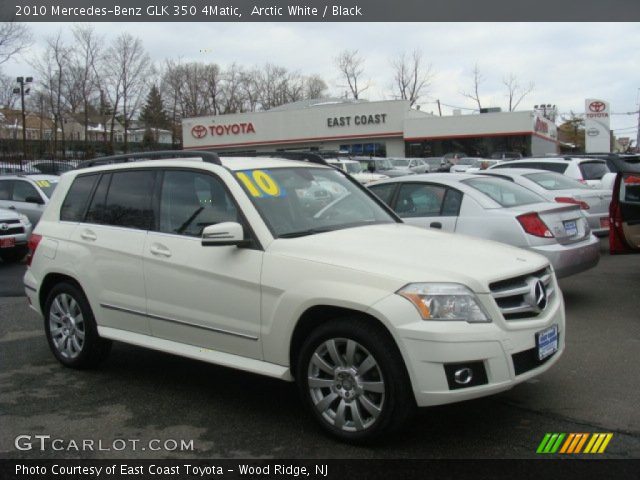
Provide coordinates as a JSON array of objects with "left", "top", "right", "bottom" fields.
[{"left": 533, "top": 280, "right": 547, "bottom": 311}]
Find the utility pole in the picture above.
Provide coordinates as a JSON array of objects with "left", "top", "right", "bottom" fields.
[
  {"left": 636, "top": 88, "right": 640, "bottom": 153},
  {"left": 13, "top": 76, "right": 33, "bottom": 168},
  {"left": 437, "top": 99, "right": 442, "bottom": 116}
]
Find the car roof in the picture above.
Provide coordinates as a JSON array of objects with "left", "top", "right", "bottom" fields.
[
  {"left": 0, "top": 173, "right": 60, "bottom": 181},
  {"left": 481, "top": 168, "right": 557, "bottom": 177}
]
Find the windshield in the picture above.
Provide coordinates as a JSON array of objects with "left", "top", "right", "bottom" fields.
[
  {"left": 523, "top": 172, "right": 589, "bottom": 191},
  {"left": 33, "top": 179, "right": 59, "bottom": 198},
  {"left": 457, "top": 158, "right": 478, "bottom": 166},
  {"left": 344, "top": 162, "right": 363, "bottom": 174},
  {"left": 579, "top": 161, "right": 609, "bottom": 180},
  {"left": 234, "top": 167, "right": 396, "bottom": 237},
  {"left": 462, "top": 177, "right": 545, "bottom": 207},
  {"left": 391, "top": 159, "right": 410, "bottom": 167}
]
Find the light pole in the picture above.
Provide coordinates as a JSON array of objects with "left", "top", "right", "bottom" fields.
[{"left": 13, "top": 76, "right": 33, "bottom": 168}]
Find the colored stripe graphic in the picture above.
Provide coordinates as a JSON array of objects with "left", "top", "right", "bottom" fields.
[{"left": 537, "top": 433, "right": 613, "bottom": 454}]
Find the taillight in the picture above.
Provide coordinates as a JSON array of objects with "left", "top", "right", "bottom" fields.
[
  {"left": 26, "top": 234, "right": 42, "bottom": 267},
  {"left": 555, "top": 196, "right": 590, "bottom": 210},
  {"left": 517, "top": 212, "right": 554, "bottom": 238}
]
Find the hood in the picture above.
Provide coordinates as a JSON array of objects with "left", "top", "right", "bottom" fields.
[
  {"left": 267, "top": 224, "right": 549, "bottom": 293},
  {"left": 0, "top": 208, "right": 22, "bottom": 221}
]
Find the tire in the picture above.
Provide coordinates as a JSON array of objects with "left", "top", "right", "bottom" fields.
[
  {"left": 44, "top": 282, "right": 112, "bottom": 369},
  {"left": 0, "top": 246, "right": 28, "bottom": 263},
  {"left": 296, "top": 317, "right": 416, "bottom": 443}
]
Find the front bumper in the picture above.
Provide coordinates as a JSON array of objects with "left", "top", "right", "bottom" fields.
[
  {"left": 369, "top": 288, "right": 565, "bottom": 408},
  {"left": 531, "top": 234, "right": 600, "bottom": 278}
]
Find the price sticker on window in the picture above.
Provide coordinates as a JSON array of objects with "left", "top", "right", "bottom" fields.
[
  {"left": 35, "top": 180, "right": 51, "bottom": 188},
  {"left": 236, "top": 170, "right": 286, "bottom": 198}
]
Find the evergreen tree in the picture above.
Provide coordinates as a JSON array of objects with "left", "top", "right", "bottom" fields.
[{"left": 139, "top": 84, "right": 169, "bottom": 130}]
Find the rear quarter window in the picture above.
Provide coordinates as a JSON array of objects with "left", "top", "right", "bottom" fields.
[
  {"left": 60, "top": 175, "right": 99, "bottom": 222},
  {"left": 579, "top": 161, "right": 609, "bottom": 180}
]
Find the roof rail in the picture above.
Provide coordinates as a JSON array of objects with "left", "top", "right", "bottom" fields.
[
  {"left": 76, "top": 150, "right": 221, "bottom": 169},
  {"left": 222, "top": 151, "right": 328, "bottom": 166}
]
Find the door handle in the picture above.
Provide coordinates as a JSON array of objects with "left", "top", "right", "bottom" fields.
[
  {"left": 80, "top": 230, "right": 97, "bottom": 241},
  {"left": 150, "top": 244, "right": 172, "bottom": 258},
  {"left": 430, "top": 222, "right": 442, "bottom": 229}
]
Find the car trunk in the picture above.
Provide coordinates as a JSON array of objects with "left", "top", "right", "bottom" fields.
[
  {"left": 568, "top": 189, "right": 611, "bottom": 215},
  {"left": 507, "top": 202, "right": 588, "bottom": 245}
]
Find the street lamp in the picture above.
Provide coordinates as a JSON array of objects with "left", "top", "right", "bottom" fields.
[{"left": 13, "top": 76, "right": 33, "bottom": 167}]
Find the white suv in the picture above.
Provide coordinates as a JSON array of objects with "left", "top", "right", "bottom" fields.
[{"left": 24, "top": 151, "right": 565, "bottom": 442}]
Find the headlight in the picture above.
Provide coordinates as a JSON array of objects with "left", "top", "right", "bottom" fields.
[{"left": 397, "top": 283, "right": 491, "bottom": 323}]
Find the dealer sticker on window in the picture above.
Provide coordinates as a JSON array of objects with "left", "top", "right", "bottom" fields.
[{"left": 536, "top": 325, "right": 558, "bottom": 361}]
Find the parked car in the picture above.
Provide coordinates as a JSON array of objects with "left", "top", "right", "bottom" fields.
[
  {"left": 354, "top": 157, "right": 416, "bottom": 178},
  {"left": 0, "top": 207, "right": 32, "bottom": 263},
  {"left": 490, "top": 151, "right": 523, "bottom": 160},
  {"left": 24, "top": 160, "right": 76, "bottom": 175},
  {"left": 25, "top": 151, "right": 565, "bottom": 442},
  {"left": 450, "top": 157, "right": 485, "bottom": 173},
  {"left": 480, "top": 169, "right": 612, "bottom": 237},
  {"left": 389, "top": 158, "right": 430, "bottom": 174},
  {"left": 325, "top": 158, "right": 389, "bottom": 184},
  {"left": 0, "top": 174, "right": 60, "bottom": 225},
  {"left": 0, "top": 163, "right": 26, "bottom": 175},
  {"left": 368, "top": 173, "right": 600, "bottom": 278},
  {"left": 488, "top": 157, "right": 611, "bottom": 188},
  {"left": 609, "top": 162, "right": 640, "bottom": 254}
]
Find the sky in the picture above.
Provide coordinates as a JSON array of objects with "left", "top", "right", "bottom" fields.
[{"left": 3, "top": 22, "right": 640, "bottom": 141}]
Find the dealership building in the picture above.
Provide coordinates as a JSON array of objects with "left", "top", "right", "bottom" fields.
[{"left": 182, "top": 99, "right": 558, "bottom": 158}]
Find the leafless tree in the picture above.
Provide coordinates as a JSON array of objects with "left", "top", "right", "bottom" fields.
[
  {"left": 503, "top": 73, "right": 534, "bottom": 112},
  {"left": 391, "top": 50, "right": 433, "bottom": 106},
  {"left": 304, "top": 74, "right": 328, "bottom": 99},
  {"left": 104, "top": 32, "right": 152, "bottom": 151},
  {"left": 0, "top": 22, "right": 31, "bottom": 65},
  {"left": 335, "top": 49, "right": 369, "bottom": 100},
  {"left": 0, "top": 72, "right": 19, "bottom": 108},
  {"left": 460, "top": 63, "right": 484, "bottom": 111},
  {"left": 220, "top": 63, "right": 246, "bottom": 114},
  {"left": 160, "top": 59, "right": 185, "bottom": 145}
]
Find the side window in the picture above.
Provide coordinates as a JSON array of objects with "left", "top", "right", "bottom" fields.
[
  {"left": 60, "top": 175, "right": 99, "bottom": 222},
  {"left": 442, "top": 189, "right": 463, "bottom": 216},
  {"left": 368, "top": 183, "right": 396, "bottom": 206},
  {"left": 0, "top": 180, "right": 10, "bottom": 200},
  {"left": 102, "top": 171, "right": 156, "bottom": 230},
  {"left": 159, "top": 170, "right": 238, "bottom": 237},
  {"left": 85, "top": 174, "right": 111, "bottom": 224},
  {"left": 12, "top": 181, "right": 40, "bottom": 202},
  {"left": 395, "top": 183, "right": 446, "bottom": 218}
]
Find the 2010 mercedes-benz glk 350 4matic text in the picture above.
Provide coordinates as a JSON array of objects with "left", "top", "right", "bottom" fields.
[{"left": 24, "top": 151, "right": 565, "bottom": 442}]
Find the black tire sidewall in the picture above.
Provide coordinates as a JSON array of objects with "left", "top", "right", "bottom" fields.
[
  {"left": 296, "top": 318, "right": 413, "bottom": 443},
  {"left": 43, "top": 282, "right": 108, "bottom": 369}
]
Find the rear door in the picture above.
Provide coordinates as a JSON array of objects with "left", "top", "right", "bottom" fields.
[
  {"left": 392, "top": 182, "right": 461, "bottom": 231},
  {"left": 610, "top": 172, "right": 640, "bottom": 253}
]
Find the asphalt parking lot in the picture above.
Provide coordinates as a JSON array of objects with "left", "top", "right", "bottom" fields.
[{"left": 1, "top": 238, "right": 639, "bottom": 459}]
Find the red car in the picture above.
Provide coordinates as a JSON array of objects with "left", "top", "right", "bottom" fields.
[{"left": 609, "top": 164, "right": 640, "bottom": 254}]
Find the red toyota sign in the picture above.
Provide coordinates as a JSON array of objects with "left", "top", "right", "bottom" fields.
[
  {"left": 191, "top": 125, "right": 207, "bottom": 139},
  {"left": 588, "top": 101, "right": 606, "bottom": 113}
]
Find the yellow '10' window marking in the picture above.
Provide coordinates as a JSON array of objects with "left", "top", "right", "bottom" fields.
[
  {"left": 35, "top": 180, "right": 50, "bottom": 188},
  {"left": 236, "top": 170, "right": 282, "bottom": 198}
]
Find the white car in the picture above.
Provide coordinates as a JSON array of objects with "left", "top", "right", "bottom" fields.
[
  {"left": 0, "top": 174, "right": 60, "bottom": 225},
  {"left": 325, "top": 158, "right": 389, "bottom": 184},
  {"left": 0, "top": 207, "right": 32, "bottom": 263},
  {"left": 25, "top": 151, "right": 565, "bottom": 442},
  {"left": 489, "top": 157, "right": 611, "bottom": 188},
  {"left": 368, "top": 173, "right": 600, "bottom": 278},
  {"left": 449, "top": 157, "right": 485, "bottom": 173},
  {"left": 479, "top": 168, "right": 612, "bottom": 236}
]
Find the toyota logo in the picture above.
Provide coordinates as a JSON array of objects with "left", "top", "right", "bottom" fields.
[
  {"left": 0, "top": 223, "right": 8, "bottom": 231},
  {"left": 589, "top": 101, "right": 606, "bottom": 113},
  {"left": 191, "top": 125, "right": 207, "bottom": 139}
]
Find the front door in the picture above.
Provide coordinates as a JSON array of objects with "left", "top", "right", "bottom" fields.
[{"left": 394, "top": 183, "right": 461, "bottom": 232}]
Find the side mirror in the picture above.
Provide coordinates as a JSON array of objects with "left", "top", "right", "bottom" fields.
[
  {"left": 25, "top": 196, "right": 44, "bottom": 205},
  {"left": 201, "top": 222, "right": 250, "bottom": 247}
]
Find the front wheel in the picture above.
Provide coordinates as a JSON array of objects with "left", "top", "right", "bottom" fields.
[
  {"left": 297, "top": 318, "right": 415, "bottom": 443},
  {"left": 44, "top": 282, "right": 112, "bottom": 369}
]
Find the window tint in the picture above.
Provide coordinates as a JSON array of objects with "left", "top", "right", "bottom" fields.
[
  {"left": 102, "top": 171, "right": 156, "bottom": 230},
  {"left": 159, "top": 171, "right": 238, "bottom": 237},
  {"left": 395, "top": 183, "right": 446, "bottom": 217},
  {"left": 463, "top": 177, "right": 544, "bottom": 207},
  {"left": 0, "top": 180, "right": 10, "bottom": 200},
  {"left": 12, "top": 181, "right": 40, "bottom": 202},
  {"left": 579, "top": 161, "right": 609, "bottom": 180},
  {"left": 85, "top": 174, "right": 111, "bottom": 224},
  {"left": 60, "top": 175, "right": 99, "bottom": 222},
  {"left": 368, "top": 183, "right": 396, "bottom": 206},
  {"left": 622, "top": 175, "right": 640, "bottom": 203},
  {"left": 442, "top": 189, "right": 463, "bottom": 216}
]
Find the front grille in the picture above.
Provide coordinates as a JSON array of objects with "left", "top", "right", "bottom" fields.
[
  {"left": 0, "top": 219, "right": 20, "bottom": 225},
  {"left": 489, "top": 267, "right": 554, "bottom": 320},
  {"left": 512, "top": 345, "right": 557, "bottom": 375},
  {"left": 0, "top": 226, "right": 24, "bottom": 236}
]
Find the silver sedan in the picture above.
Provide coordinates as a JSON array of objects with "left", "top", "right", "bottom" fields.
[
  {"left": 478, "top": 168, "right": 612, "bottom": 237},
  {"left": 368, "top": 173, "right": 600, "bottom": 278}
]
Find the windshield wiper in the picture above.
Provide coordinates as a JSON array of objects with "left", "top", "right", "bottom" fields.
[{"left": 278, "top": 227, "right": 337, "bottom": 238}]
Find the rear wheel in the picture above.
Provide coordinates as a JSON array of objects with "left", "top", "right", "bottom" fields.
[
  {"left": 44, "top": 282, "right": 111, "bottom": 369},
  {"left": 297, "top": 318, "right": 415, "bottom": 443}
]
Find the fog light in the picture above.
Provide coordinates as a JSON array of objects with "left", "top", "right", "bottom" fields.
[{"left": 454, "top": 367, "right": 473, "bottom": 385}]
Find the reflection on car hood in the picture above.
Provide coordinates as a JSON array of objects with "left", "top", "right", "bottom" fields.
[
  {"left": 268, "top": 223, "right": 549, "bottom": 293},
  {"left": 0, "top": 207, "right": 22, "bottom": 221}
]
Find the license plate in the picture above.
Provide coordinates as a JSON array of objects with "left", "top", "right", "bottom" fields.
[
  {"left": 536, "top": 325, "right": 558, "bottom": 361},
  {"left": 563, "top": 220, "right": 578, "bottom": 236},
  {"left": 600, "top": 217, "right": 610, "bottom": 229},
  {"left": 0, "top": 237, "right": 16, "bottom": 248}
]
